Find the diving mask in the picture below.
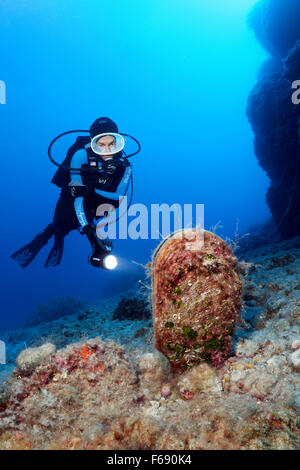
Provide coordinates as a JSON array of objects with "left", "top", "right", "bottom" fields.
[{"left": 91, "top": 132, "right": 125, "bottom": 156}]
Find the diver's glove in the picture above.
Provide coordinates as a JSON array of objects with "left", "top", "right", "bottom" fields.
[
  {"left": 101, "top": 159, "right": 122, "bottom": 175},
  {"left": 69, "top": 185, "right": 93, "bottom": 198},
  {"left": 79, "top": 223, "right": 96, "bottom": 237}
]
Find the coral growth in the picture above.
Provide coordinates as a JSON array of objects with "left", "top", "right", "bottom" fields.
[{"left": 151, "top": 229, "right": 243, "bottom": 373}]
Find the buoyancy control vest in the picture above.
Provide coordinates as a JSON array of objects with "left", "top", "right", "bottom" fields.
[
  {"left": 51, "top": 136, "right": 128, "bottom": 191},
  {"left": 51, "top": 136, "right": 90, "bottom": 188}
]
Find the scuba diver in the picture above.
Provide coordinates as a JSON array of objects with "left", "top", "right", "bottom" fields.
[{"left": 11, "top": 117, "right": 139, "bottom": 270}]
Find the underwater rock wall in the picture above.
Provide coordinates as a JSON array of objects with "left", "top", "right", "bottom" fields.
[
  {"left": 248, "top": 0, "right": 300, "bottom": 62},
  {"left": 247, "top": 0, "right": 300, "bottom": 239}
]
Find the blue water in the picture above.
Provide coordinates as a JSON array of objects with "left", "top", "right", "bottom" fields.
[{"left": 0, "top": 0, "right": 269, "bottom": 332}]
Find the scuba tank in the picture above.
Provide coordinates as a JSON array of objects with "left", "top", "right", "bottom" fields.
[{"left": 51, "top": 135, "right": 90, "bottom": 188}]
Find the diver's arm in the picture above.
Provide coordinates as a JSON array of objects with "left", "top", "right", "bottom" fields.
[
  {"left": 69, "top": 150, "right": 90, "bottom": 229},
  {"left": 94, "top": 165, "right": 132, "bottom": 200},
  {"left": 69, "top": 149, "right": 87, "bottom": 186},
  {"left": 74, "top": 197, "right": 89, "bottom": 228}
]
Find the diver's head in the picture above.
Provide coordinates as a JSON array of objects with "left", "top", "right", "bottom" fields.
[
  {"left": 90, "top": 117, "right": 119, "bottom": 138},
  {"left": 90, "top": 117, "right": 124, "bottom": 159},
  {"left": 95, "top": 134, "right": 117, "bottom": 160}
]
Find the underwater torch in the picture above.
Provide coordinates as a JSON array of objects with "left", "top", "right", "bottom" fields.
[{"left": 88, "top": 248, "right": 118, "bottom": 270}]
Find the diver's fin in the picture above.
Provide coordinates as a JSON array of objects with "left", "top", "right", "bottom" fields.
[
  {"left": 11, "top": 243, "right": 42, "bottom": 268},
  {"left": 44, "top": 234, "right": 65, "bottom": 267},
  {"left": 11, "top": 226, "right": 55, "bottom": 268}
]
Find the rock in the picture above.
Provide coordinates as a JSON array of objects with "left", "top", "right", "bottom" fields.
[
  {"left": 290, "top": 349, "right": 300, "bottom": 368},
  {"left": 161, "top": 384, "right": 171, "bottom": 398},
  {"left": 267, "top": 255, "right": 296, "bottom": 270},
  {"left": 288, "top": 392, "right": 300, "bottom": 410},
  {"left": 112, "top": 297, "right": 151, "bottom": 321},
  {"left": 77, "top": 309, "right": 95, "bottom": 321},
  {"left": 266, "top": 355, "right": 286, "bottom": 369},
  {"left": 25, "top": 297, "right": 87, "bottom": 328},
  {"left": 138, "top": 352, "right": 169, "bottom": 399},
  {"left": 243, "top": 289, "right": 267, "bottom": 306},
  {"left": 247, "top": 0, "right": 300, "bottom": 241},
  {"left": 291, "top": 340, "right": 300, "bottom": 350},
  {"left": 249, "top": 0, "right": 300, "bottom": 59},
  {"left": 0, "top": 324, "right": 300, "bottom": 450},
  {"left": 1, "top": 236, "right": 299, "bottom": 450},
  {"left": 134, "top": 327, "right": 147, "bottom": 338},
  {"left": 236, "top": 219, "right": 282, "bottom": 255},
  {"left": 226, "top": 368, "right": 279, "bottom": 398},
  {"left": 247, "top": 36, "right": 300, "bottom": 239},
  {"left": 0, "top": 385, "right": 10, "bottom": 408},
  {"left": 151, "top": 229, "right": 243, "bottom": 373},
  {"left": 16, "top": 343, "right": 56, "bottom": 375},
  {"left": 177, "top": 363, "right": 222, "bottom": 396}
]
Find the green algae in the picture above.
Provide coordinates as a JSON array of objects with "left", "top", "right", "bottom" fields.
[
  {"left": 167, "top": 342, "right": 186, "bottom": 361},
  {"left": 173, "top": 286, "right": 182, "bottom": 295},
  {"left": 203, "top": 337, "right": 225, "bottom": 352},
  {"left": 205, "top": 254, "right": 216, "bottom": 260},
  {"left": 182, "top": 326, "right": 198, "bottom": 340}
]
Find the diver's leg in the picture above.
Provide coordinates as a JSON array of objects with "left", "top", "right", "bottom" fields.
[{"left": 44, "top": 190, "right": 79, "bottom": 267}]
